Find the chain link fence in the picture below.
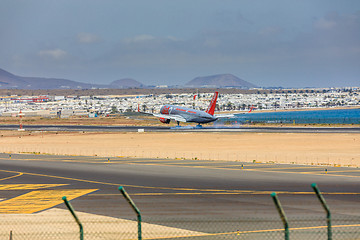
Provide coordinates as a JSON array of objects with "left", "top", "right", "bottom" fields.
[
  {"left": 2, "top": 214, "right": 360, "bottom": 239},
  {"left": 1, "top": 154, "right": 360, "bottom": 239},
  {"left": 0, "top": 185, "right": 359, "bottom": 240}
]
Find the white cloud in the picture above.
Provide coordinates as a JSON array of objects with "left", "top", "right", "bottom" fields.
[
  {"left": 124, "top": 34, "right": 156, "bottom": 43},
  {"left": 314, "top": 18, "right": 337, "bottom": 29},
  {"left": 124, "top": 34, "right": 181, "bottom": 44},
  {"left": 77, "top": 33, "right": 100, "bottom": 43},
  {"left": 258, "top": 26, "right": 282, "bottom": 36},
  {"left": 203, "top": 38, "right": 220, "bottom": 48},
  {"left": 38, "top": 49, "right": 67, "bottom": 59},
  {"left": 166, "top": 36, "right": 181, "bottom": 42}
]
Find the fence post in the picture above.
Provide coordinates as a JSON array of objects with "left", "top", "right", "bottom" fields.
[
  {"left": 271, "top": 192, "right": 289, "bottom": 240},
  {"left": 119, "top": 186, "right": 142, "bottom": 240},
  {"left": 311, "top": 183, "right": 332, "bottom": 240},
  {"left": 62, "top": 196, "right": 83, "bottom": 240}
]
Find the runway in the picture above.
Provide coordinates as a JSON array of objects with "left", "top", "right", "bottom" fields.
[
  {"left": 0, "top": 153, "right": 360, "bottom": 238},
  {"left": 1, "top": 153, "right": 360, "bottom": 217},
  {"left": 1, "top": 124, "right": 360, "bottom": 133}
]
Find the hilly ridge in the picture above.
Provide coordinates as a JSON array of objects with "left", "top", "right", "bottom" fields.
[
  {"left": 0, "top": 68, "right": 144, "bottom": 89},
  {"left": 110, "top": 78, "right": 144, "bottom": 88},
  {"left": 0, "top": 68, "right": 257, "bottom": 89},
  {"left": 0, "top": 68, "right": 102, "bottom": 89},
  {"left": 186, "top": 74, "right": 257, "bottom": 88}
]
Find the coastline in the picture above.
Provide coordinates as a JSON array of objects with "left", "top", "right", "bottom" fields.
[{"left": 222, "top": 105, "right": 360, "bottom": 114}]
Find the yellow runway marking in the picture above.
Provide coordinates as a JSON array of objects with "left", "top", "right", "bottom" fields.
[
  {"left": 0, "top": 169, "right": 231, "bottom": 192},
  {"left": 102, "top": 161, "right": 347, "bottom": 176},
  {"left": 245, "top": 166, "right": 326, "bottom": 170},
  {"left": 148, "top": 161, "right": 233, "bottom": 165},
  {"left": 1, "top": 156, "right": 278, "bottom": 168},
  {"left": 0, "top": 169, "right": 282, "bottom": 193},
  {"left": 1, "top": 168, "right": 360, "bottom": 196},
  {"left": 104, "top": 160, "right": 235, "bottom": 166},
  {"left": 92, "top": 191, "right": 360, "bottom": 196},
  {"left": 132, "top": 191, "right": 360, "bottom": 196},
  {"left": 123, "top": 162, "right": 225, "bottom": 170},
  {"left": 7, "top": 156, "right": 357, "bottom": 175},
  {"left": 0, "top": 157, "right": 110, "bottom": 164},
  {"left": 0, "top": 189, "right": 97, "bottom": 214},
  {"left": 0, "top": 172, "right": 23, "bottom": 181},
  {"left": 107, "top": 162, "right": 360, "bottom": 179},
  {"left": 0, "top": 157, "right": 71, "bottom": 162},
  {"left": 0, "top": 157, "right": 103, "bottom": 164},
  {"left": 300, "top": 169, "right": 360, "bottom": 174},
  {"left": 0, "top": 184, "right": 68, "bottom": 190},
  {"left": 104, "top": 161, "right": 277, "bottom": 169}
]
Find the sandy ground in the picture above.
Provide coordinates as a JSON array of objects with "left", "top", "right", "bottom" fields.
[
  {"left": 0, "top": 208, "right": 203, "bottom": 239},
  {"left": 0, "top": 130, "right": 359, "bottom": 167}
]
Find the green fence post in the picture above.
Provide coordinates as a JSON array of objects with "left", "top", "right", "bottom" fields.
[
  {"left": 119, "top": 186, "right": 142, "bottom": 240},
  {"left": 311, "top": 183, "right": 332, "bottom": 240},
  {"left": 62, "top": 196, "right": 83, "bottom": 240},
  {"left": 271, "top": 192, "right": 289, "bottom": 240}
]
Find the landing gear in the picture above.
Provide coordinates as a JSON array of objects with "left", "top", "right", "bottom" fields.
[
  {"left": 172, "top": 121, "right": 181, "bottom": 129},
  {"left": 195, "top": 124, "right": 203, "bottom": 128}
]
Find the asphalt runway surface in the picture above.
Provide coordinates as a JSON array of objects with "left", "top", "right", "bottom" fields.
[
  {"left": 1, "top": 153, "right": 360, "bottom": 239},
  {"left": 1, "top": 153, "right": 360, "bottom": 219},
  {"left": 1, "top": 124, "right": 360, "bottom": 133}
]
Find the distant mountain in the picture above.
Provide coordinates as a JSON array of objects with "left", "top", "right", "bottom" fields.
[
  {"left": 186, "top": 74, "right": 257, "bottom": 88},
  {"left": 0, "top": 68, "right": 28, "bottom": 88},
  {"left": 0, "top": 68, "right": 145, "bottom": 90},
  {"left": 0, "top": 68, "right": 257, "bottom": 90},
  {"left": 110, "top": 78, "right": 144, "bottom": 89},
  {"left": 0, "top": 68, "right": 106, "bottom": 89}
]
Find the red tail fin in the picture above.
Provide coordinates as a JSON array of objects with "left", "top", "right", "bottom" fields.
[
  {"left": 248, "top": 105, "right": 255, "bottom": 113},
  {"left": 206, "top": 92, "right": 218, "bottom": 115}
]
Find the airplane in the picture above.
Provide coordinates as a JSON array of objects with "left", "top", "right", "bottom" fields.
[{"left": 138, "top": 91, "right": 254, "bottom": 127}]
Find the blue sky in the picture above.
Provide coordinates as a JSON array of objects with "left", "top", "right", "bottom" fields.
[{"left": 1, "top": 0, "right": 359, "bottom": 87}]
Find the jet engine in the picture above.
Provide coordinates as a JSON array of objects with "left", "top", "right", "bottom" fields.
[{"left": 159, "top": 117, "right": 170, "bottom": 124}]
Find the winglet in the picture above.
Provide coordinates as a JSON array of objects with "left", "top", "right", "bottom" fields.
[
  {"left": 206, "top": 92, "right": 218, "bottom": 116},
  {"left": 248, "top": 105, "right": 255, "bottom": 113}
]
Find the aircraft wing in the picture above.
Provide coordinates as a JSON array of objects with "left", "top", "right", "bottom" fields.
[
  {"left": 137, "top": 105, "right": 187, "bottom": 123},
  {"left": 153, "top": 113, "right": 187, "bottom": 122},
  {"left": 214, "top": 114, "right": 235, "bottom": 118}
]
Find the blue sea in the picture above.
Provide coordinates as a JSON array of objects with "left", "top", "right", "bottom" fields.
[{"left": 218, "top": 108, "right": 360, "bottom": 124}]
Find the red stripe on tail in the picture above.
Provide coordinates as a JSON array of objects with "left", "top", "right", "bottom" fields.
[
  {"left": 248, "top": 105, "right": 255, "bottom": 113},
  {"left": 206, "top": 92, "right": 218, "bottom": 116}
]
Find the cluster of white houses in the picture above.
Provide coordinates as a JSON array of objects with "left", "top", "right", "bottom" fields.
[{"left": 0, "top": 88, "right": 359, "bottom": 118}]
